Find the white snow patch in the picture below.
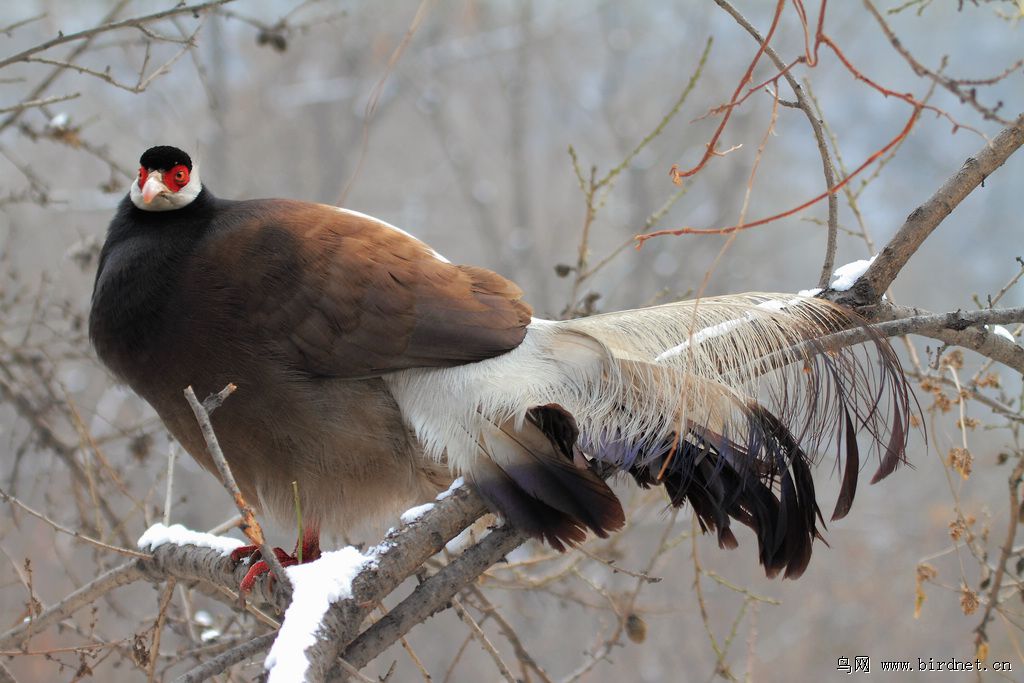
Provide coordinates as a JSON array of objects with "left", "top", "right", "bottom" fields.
[
  {"left": 264, "top": 547, "right": 374, "bottom": 683},
  {"left": 830, "top": 255, "right": 876, "bottom": 291},
  {"left": 797, "top": 287, "right": 822, "bottom": 297},
  {"left": 47, "top": 112, "right": 69, "bottom": 130},
  {"left": 400, "top": 503, "right": 435, "bottom": 524},
  {"left": 194, "top": 610, "right": 213, "bottom": 627},
  {"left": 200, "top": 628, "right": 220, "bottom": 642},
  {"left": 436, "top": 477, "right": 465, "bottom": 501},
  {"left": 137, "top": 523, "right": 243, "bottom": 556},
  {"left": 988, "top": 325, "right": 1016, "bottom": 343}
]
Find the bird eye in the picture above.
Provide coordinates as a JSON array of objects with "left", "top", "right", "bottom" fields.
[{"left": 163, "top": 165, "right": 190, "bottom": 191}]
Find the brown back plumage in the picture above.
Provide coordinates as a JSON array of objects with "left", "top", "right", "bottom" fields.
[{"left": 195, "top": 200, "right": 532, "bottom": 378}]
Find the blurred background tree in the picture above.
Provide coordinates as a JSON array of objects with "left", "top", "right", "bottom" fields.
[{"left": 0, "top": 1, "right": 1022, "bottom": 681}]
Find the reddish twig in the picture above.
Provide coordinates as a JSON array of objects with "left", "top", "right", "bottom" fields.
[
  {"left": 638, "top": 106, "right": 921, "bottom": 244},
  {"left": 651, "top": 0, "right": 985, "bottom": 248},
  {"left": 668, "top": 0, "right": 786, "bottom": 183}
]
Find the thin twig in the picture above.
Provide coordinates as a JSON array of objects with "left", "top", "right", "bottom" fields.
[
  {"left": 466, "top": 585, "right": 555, "bottom": 683},
  {"left": 864, "top": 0, "right": 1019, "bottom": 124},
  {"left": 0, "top": 562, "right": 144, "bottom": 650},
  {"left": 0, "top": 93, "right": 80, "bottom": 115},
  {"left": 163, "top": 443, "right": 177, "bottom": 527},
  {"left": 711, "top": 0, "right": 840, "bottom": 288},
  {"left": 146, "top": 580, "right": 176, "bottom": 682},
  {"left": 0, "top": 486, "right": 149, "bottom": 559},
  {"left": 0, "top": 0, "right": 232, "bottom": 71},
  {"left": 338, "top": 0, "right": 432, "bottom": 204},
  {"left": 0, "top": 0, "right": 132, "bottom": 136},
  {"left": 183, "top": 385, "right": 291, "bottom": 592},
  {"left": 564, "top": 37, "right": 712, "bottom": 315},
  {"left": 975, "top": 457, "right": 1024, "bottom": 653},
  {"left": 450, "top": 596, "right": 516, "bottom": 683},
  {"left": 172, "top": 631, "right": 276, "bottom": 683}
]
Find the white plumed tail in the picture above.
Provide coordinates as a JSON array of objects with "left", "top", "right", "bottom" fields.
[{"left": 387, "top": 293, "right": 913, "bottom": 578}]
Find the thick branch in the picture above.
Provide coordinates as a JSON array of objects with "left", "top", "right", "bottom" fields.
[
  {"left": 810, "top": 304, "right": 1024, "bottom": 374},
  {"left": 297, "top": 485, "right": 487, "bottom": 682},
  {"left": 339, "top": 524, "right": 527, "bottom": 675},
  {"left": 832, "top": 114, "right": 1024, "bottom": 307},
  {"left": 867, "top": 304, "right": 1024, "bottom": 374}
]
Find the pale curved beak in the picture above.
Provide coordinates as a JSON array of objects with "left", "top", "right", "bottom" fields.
[{"left": 141, "top": 173, "right": 168, "bottom": 204}]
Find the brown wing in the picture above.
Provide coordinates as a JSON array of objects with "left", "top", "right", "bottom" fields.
[{"left": 197, "top": 199, "right": 532, "bottom": 378}]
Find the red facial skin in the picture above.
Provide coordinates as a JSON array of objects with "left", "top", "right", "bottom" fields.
[
  {"left": 163, "top": 164, "right": 190, "bottom": 192},
  {"left": 137, "top": 164, "right": 189, "bottom": 191}
]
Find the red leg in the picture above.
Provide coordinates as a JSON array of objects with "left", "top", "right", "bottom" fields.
[
  {"left": 232, "top": 525, "right": 321, "bottom": 592},
  {"left": 296, "top": 524, "right": 321, "bottom": 563},
  {"left": 229, "top": 544, "right": 260, "bottom": 564}
]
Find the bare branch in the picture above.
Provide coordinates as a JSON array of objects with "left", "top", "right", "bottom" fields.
[
  {"left": 172, "top": 631, "right": 276, "bottom": 683},
  {"left": 0, "top": 0, "right": 232, "bottom": 71},
  {"left": 0, "top": 93, "right": 80, "bottom": 115},
  {"left": 183, "top": 384, "right": 291, "bottom": 593},
  {"left": 864, "top": 0, "right": 1020, "bottom": 124},
  {"left": 340, "top": 524, "right": 527, "bottom": 674},
  {"left": 0, "top": 486, "right": 148, "bottom": 559},
  {"left": 0, "top": 660, "right": 19, "bottom": 683},
  {"left": 828, "top": 304, "right": 1024, "bottom": 373},
  {"left": 0, "top": 562, "right": 144, "bottom": 650},
  {"left": 832, "top": 114, "right": 1024, "bottom": 307},
  {"left": 0, "top": 13, "right": 46, "bottom": 36},
  {"left": 0, "top": 0, "right": 132, "bottom": 135},
  {"left": 975, "top": 457, "right": 1024, "bottom": 653},
  {"left": 711, "top": 0, "right": 840, "bottom": 289},
  {"left": 450, "top": 596, "right": 517, "bottom": 683}
]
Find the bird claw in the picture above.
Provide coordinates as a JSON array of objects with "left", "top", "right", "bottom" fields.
[
  {"left": 231, "top": 545, "right": 299, "bottom": 593},
  {"left": 229, "top": 544, "right": 260, "bottom": 564},
  {"left": 238, "top": 555, "right": 299, "bottom": 593}
]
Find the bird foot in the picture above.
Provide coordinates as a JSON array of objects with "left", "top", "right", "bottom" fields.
[
  {"left": 231, "top": 546, "right": 298, "bottom": 593},
  {"left": 238, "top": 553, "right": 296, "bottom": 593},
  {"left": 230, "top": 542, "right": 320, "bottom": 592}
]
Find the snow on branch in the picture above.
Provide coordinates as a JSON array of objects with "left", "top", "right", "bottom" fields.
[{"left": 137, "top": 523, "right": 244, "bottom": 556}]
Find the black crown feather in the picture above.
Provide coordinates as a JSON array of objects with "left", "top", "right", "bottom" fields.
[{"left": 139, "top": 146, "right": 192, "bottom": 171}]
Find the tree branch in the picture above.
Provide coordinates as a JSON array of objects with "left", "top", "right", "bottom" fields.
[
  {"left": 173, "top": 631, "right": 277, "bottom": 683},
  {"left": 339, "top": 524, "right": 527, "bottom": 675},
  {"left": 832, "top": 114, "right": 1024, "bottom": 307},
  {"left": 183, "top": 384, "right": 291, "bottom": 593},
  {"left": 0, "top": 562, "right": 144, "bottom": 650},
  {"left": 0, "top": 0, "right": 232, "bottom": 71},
  {"left": 811, "top": 304, "right": 1024, "bottom": 374},
  {"left": 711, "top": 0, "right": 840, "bottom": 289}
]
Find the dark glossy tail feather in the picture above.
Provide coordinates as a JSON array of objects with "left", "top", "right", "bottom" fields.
[
  {"left": 622, "top": 402, "right": 831, "bottom": 579},
  {"left": 466, "top": 405, "right": 625, "bottom": 551}
]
